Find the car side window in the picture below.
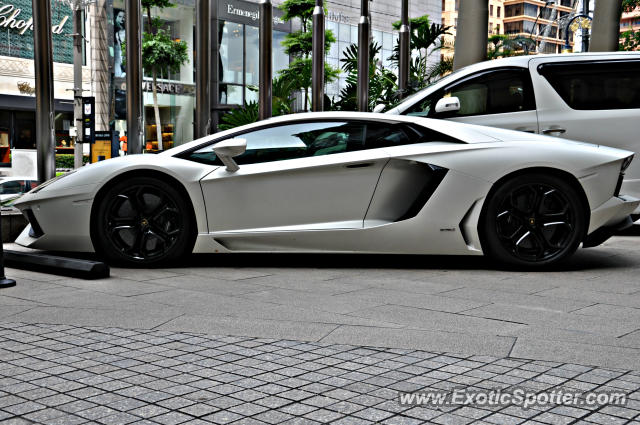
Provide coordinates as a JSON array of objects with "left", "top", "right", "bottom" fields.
[
  {"left": 182, "top": 121, "right": 365, "bottom": 166},
  {"left": 538, "top": 60, "right": 640, "bottom": 110},
  {"left": 442, "top": 69, "right": 535, "bottom": 117},
  {"left": 364, "top": 123, "right": 463, "bottom": 149},
  {"left": 364, "top": 124, "right": 412, "bottom": 149},
  {"left": 0, "top": 181, "right": 24, "bottom": 195}
]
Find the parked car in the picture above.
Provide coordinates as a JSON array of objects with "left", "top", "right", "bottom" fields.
[
  {"left": 13, "top": 112, "right": 638, "bottom": 268},
  {"left": 384, "top": 52, "right": 640, "bottom": 215},
  {"left": 0, "top": 177, "right": 38, "bottom": 202}
]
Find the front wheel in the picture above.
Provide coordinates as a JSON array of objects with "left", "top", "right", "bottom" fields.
[
  {"left": 480, "top": 173, "right": 587, "bottom": 268},
  {"left": 92, "top": 176, "right": 195, "bottom": 266}
]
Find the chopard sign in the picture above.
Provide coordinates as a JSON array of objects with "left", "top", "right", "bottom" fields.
[{"left": 0, "top": 3, "right": 69, "bottom": 35}]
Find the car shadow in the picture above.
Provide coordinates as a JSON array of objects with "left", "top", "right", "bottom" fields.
[{"left": 20, "top": 245, "right": 637, "bottom": 274}]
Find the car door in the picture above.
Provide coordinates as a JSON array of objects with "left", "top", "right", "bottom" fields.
[
  {"left": 197, "top": 120, "right": 389, "bottom": 233},
  {"left": 405, "top": 68, "right": 539, "bottom": 134},
  {"left": 530, "top": 56, "right": 640, "bottom": 198}
]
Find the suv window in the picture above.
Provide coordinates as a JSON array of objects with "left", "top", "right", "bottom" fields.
[
  {"left": 183, "top": 121, "right": 365, "bottom": 166},
  {"left": 538, "top": 60, "right": 640, "bottom": 110},
  {"left": 405, "top": 68, "right": 535, "bottom": 118}
]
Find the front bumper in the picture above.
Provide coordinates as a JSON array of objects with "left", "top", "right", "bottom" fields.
[{"left": 14, "top": 188, "right": 97, "bottom": 253}]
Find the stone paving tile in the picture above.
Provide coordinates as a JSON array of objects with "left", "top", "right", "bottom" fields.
[{"left": 0, "top": 322, "right": 640, "bottom": 424}]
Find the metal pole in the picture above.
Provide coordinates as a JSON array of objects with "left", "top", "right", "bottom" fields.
[
  {"left": 73, "top": 0, "right": 84, "bottom": 168},
  {"left": 195, "top": 0, "right": 210, "bottom": 138},
  {"left": 357, "top": 0, "right": 370, "bottom": 112},
  {"left": 590, "top": 0, "right": 621, "bottom": 51},
  {"left": 32, "top": 0, "right": 56, "bottom": 183},
  {"left": 126, "top": 0, "right": 143, "bottom": 154},
  {"left": 259, "top": 0, "right": 273, "bottom": 120},
  {"left": 0, "top": 222, "right": 16, "bottom": 287},
  {"left": 453, "top": 0, "right": 489, "bottom": 71},
  {"left": 398, "top": 0, "right": 410, "bottom": 99},
  {"left": 581, "top": 0, "right": 590, "bottom": 52},
  {"left": 312, "top": 0, "right": 324, "bottom": 112}
]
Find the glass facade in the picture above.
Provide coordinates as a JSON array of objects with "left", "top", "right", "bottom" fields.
[
  {"left": 325, "top": 19, "right": 398, "bottom": 101},
  {"left": 218, "top": 21, "right": 289, "bottom": 106},
  {"left": 112, "top": 0, "right": 195, "bottom": 150}
]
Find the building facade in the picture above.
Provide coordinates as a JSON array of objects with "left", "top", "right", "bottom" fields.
[
  {"left": 209, "top": 0, "right": 442, "bottom": 132},
  {"left": 0, "top": 0, "right": 91, "bottom": 172},
  {"left": 442, "top": 0, "right": 579, "bottom": 58},
  {"left": 442, "top": 0, "right": 505, "bottom": 58},
  {"left": 620, "top": 5, "right": 640, "bottom": 34},
  {"left": 1, "top": 0, "right": 442, "bottom": 172}
]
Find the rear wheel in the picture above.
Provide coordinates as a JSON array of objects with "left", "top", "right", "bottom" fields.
[
  {"left": 480, "top": 173, "right": 586, "bottom": 268},
  {"left": 92, "top": 176, "right": 195, "bottom": 266}
]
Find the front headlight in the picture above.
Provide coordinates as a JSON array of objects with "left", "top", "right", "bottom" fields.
[{"left": 30, "top": 170, "right": 77, "bottom": 194}]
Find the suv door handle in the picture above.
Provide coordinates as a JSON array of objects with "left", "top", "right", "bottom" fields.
[
  {"left": 515, "top": 127, "right": 536, "bottom": 133},
  {"left": 542, "top": 127, "right": 566, "bottom": 135}
]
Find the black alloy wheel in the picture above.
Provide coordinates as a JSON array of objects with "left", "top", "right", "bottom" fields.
[
  {"left": 93, "top": 177, "right": 195, "bottom": 266},
  {"left": 481, "top": 173, "right": 586, "bottom": 267}
]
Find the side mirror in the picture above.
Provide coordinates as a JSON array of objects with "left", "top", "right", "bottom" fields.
[
  {"left": 373, "top": 104, "right": 386, "bottom": 113},
  {"left": 434, "top": 96, "right": 461, "bottom": 114},
  {"left": 213, "top": 138, "right": 246, "bottom": 172}
]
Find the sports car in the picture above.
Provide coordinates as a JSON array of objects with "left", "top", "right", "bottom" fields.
[{"left": 13, "top": 112, "right": 639, "bottom": 268}]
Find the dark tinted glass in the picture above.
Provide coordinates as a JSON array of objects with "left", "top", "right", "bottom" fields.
[
  {"left": 444, "top": 69, "right": 536, "bottom": 116},
  {"left": 365, "top": 123, "right": 462, "bottom": 147},
  {"left": 0, "top": 180, "right": 26, "bottom": 195},
  {"left": 365, "top": 124, "right": 411, "bottom": 149},
  {"left": 183, "top": 121, "right": 365, "bottom": 166},
  {"left": 538, "top": 60, "right": 640, "bottom": 110},
  {"left": 404, "top": 69, "right": 535, "bottom": 118}
]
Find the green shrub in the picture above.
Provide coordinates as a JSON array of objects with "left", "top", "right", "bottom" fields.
[{"left": 55, "top": 154, "right": 90, "bottom": 169}]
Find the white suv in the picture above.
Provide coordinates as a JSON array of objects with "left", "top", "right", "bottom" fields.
[{"left": 385, "top": 52, "right": 640, "bottom": 214}]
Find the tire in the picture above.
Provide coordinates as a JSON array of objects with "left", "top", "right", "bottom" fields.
[
  {"left": 480, "top": 173, "right": 587, "bottom": 268},
  {"left": 92, "top": 176, "right": 195, "bottom": 266}
]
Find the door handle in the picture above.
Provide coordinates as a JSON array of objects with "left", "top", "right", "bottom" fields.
[
  {"left": 346, "top": 162, "right": 374, "bottom": 169},
  {"left": 542, "top": 127, "right": 566, "bottom": 135},
  {"left": 515, "top": 127, "right": 536, "bottom": 133}
]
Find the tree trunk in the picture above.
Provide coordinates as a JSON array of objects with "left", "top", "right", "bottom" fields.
[{"left": 152, "top": 67, "right": 163, "bottom": 151}]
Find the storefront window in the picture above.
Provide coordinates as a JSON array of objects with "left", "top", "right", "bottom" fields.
[
  {"left": 220, "top": 21, "right": 244, "bottom": 85},
  {"left": 245, "top": 25, "right": 259, "bottom": 87},
  {"left": 14, "top": 112, "right": 36, "bottom": 150},
  {"left": 112, "top": 0, "right": 195, "bottom": 149},
  {"left": 54, "top": 112, "right": 73, "bottom": 152},
  {"left": 0, "top": 110, "right": 10, "bottom": 165},
  {"left": 218, "top": 20, "right": 289, "bottom": 106}
]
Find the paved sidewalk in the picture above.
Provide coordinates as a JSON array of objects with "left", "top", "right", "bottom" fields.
[
  {"left": 1, "top": 322, "right": 639, "bottom": 425},
  {"left": 1, "top": 236, "right": 640, "bottom": 423},
  {"left": 2, "top": 237, "right": 640, "bottom": 369}
]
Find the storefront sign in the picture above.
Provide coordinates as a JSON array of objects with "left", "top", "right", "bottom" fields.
[
  {"left": 0, "top": 0, "right": 73, "bottom": 63},
  {"left": 0, "top": 4, "right": 69, "bottom": 35},
  {"left": 218, "top": 0, "right": 291, "bottom": 32},
  {"left": 327, "top": 11, "right": 350, "bottom": 24},
  {"left": 141, "top": 80, "right": 195, "bottom": 95}
]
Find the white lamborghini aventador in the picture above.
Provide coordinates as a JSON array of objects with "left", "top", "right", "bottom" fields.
[{"left": 13, "top": 112, "right": 639, "bottom": 267}]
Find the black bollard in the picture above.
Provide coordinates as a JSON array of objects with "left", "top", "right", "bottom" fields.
[{"left": 0, "top": 211, "right": 16, "bottom": 288}]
